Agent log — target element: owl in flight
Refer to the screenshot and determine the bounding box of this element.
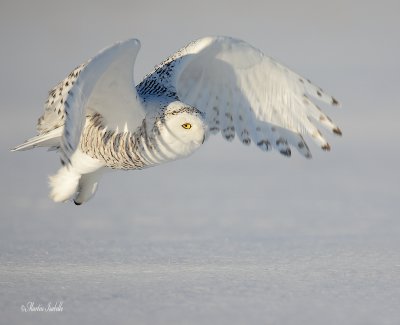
[12,36,342,205]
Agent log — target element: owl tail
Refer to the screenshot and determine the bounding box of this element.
[11,128,62,152]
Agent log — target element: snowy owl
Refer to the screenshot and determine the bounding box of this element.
[12,36,342,205]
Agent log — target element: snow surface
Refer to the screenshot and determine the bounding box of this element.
[1,1,400,324]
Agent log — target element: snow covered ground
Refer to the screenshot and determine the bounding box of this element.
[1,1,400,324]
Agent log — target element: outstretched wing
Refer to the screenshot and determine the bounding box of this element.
[39,39,146,164]
[139,36,342,158]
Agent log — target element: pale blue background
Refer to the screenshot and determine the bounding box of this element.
[1,0,399,324]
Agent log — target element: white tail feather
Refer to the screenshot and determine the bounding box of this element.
[11,128,62,152]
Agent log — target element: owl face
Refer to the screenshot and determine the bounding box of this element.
[158,101,206,159]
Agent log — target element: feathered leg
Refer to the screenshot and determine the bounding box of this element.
[73,168,105,205]
[49,150,104,203]
[49,166,81,202]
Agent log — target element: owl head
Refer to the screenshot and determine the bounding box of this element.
[154,101,206,159]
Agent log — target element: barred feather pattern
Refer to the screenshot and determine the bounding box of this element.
[79,113,167,170]
[38,64,86,135]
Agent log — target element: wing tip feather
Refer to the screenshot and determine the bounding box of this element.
[331,97,340,106]
[279,148,292,157]
[332,127,342,136]
[321,143,331,151]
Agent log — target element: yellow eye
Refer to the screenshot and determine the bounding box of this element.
[181,123,192,129]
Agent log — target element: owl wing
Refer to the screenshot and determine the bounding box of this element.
[140,36,342,158]
[40,39,146,164]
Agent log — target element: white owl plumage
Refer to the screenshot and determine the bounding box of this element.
[12,36,342,205]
